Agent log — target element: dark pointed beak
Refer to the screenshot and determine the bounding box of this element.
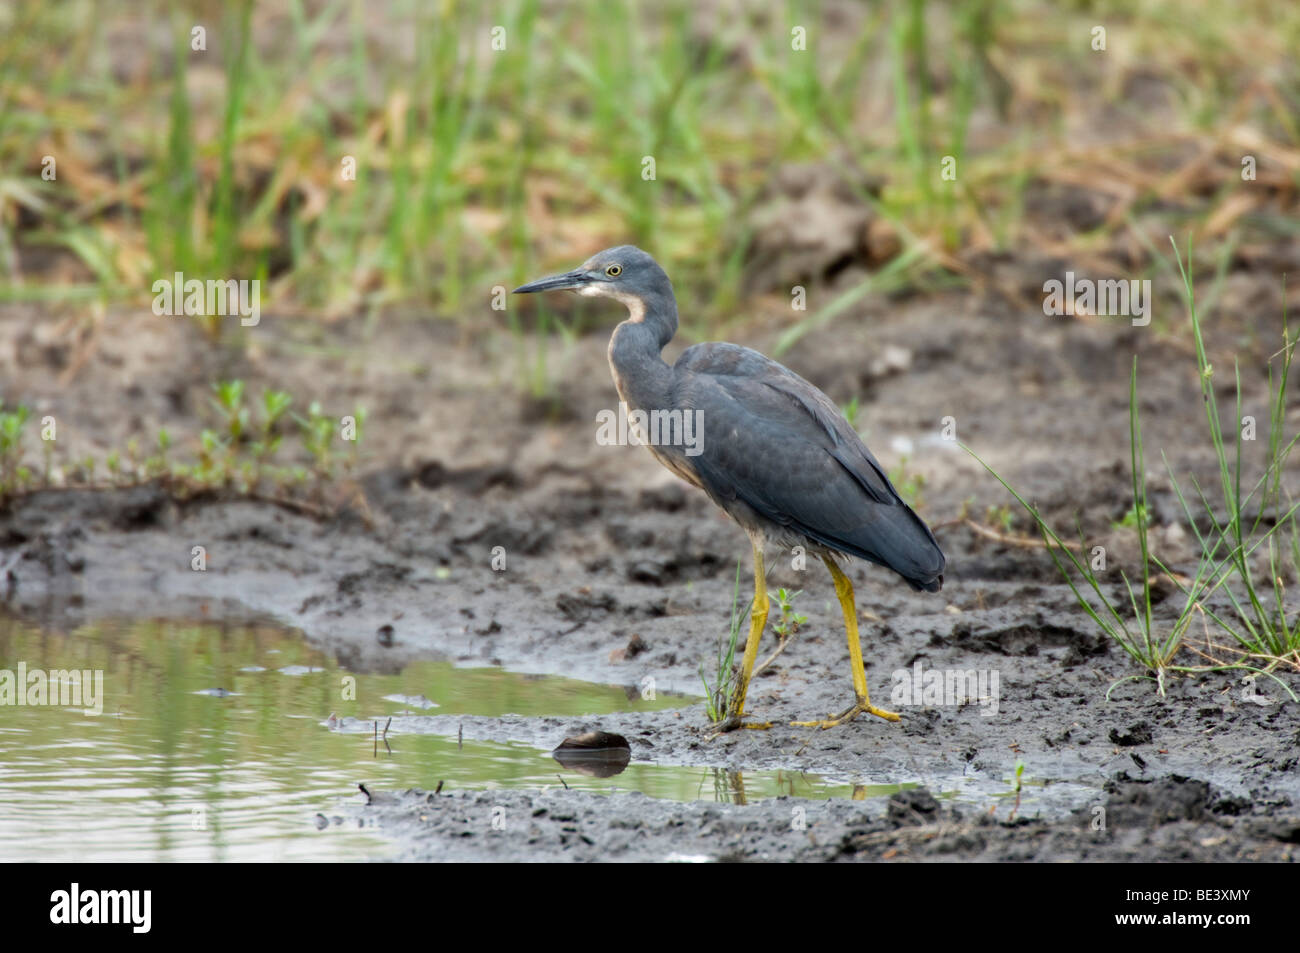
[512,269,592,294]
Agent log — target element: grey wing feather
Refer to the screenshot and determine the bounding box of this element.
[673,343,945,591]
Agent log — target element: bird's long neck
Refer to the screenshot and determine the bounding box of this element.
[607,286,677,412]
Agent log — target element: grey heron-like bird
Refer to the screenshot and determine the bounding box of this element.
[514,246,944,729]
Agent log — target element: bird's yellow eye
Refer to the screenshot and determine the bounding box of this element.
[606,264,622,277]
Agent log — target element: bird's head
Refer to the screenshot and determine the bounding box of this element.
[512,246,670,322]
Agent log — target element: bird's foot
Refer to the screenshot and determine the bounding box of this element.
[709,713,774,736]
[791,696,900,729]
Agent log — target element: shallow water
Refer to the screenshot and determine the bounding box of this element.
[1,614,934,861]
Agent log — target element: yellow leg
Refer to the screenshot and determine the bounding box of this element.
[792,556,900,729]
[726,537,771,726]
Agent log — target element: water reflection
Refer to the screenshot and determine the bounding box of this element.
[0,613,1062,862]
[552,731,633,777]
[0,614,686,861]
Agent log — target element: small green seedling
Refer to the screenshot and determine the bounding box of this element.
[1009,760,1025,821]
[889,455,926,509]
[841,396,861,429]
[772,588,807,639]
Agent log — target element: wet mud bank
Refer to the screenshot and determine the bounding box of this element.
[350,778,1300,862]
[1,294,1297,861]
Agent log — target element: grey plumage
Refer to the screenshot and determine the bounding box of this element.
[670,341,944,591]
[516,244,944,592]
[515,244,945,728]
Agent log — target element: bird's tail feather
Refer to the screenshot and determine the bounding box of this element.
[810,502,945,592]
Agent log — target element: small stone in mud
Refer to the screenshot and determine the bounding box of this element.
[376,624,395,647]
[553,731,630,752]
[628,560,664,585]
[553,732,632,778]
[1109,722,1153,747]
[609,633,648,662]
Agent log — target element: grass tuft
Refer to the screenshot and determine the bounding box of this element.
[700,559,751,723]
[964,237,1299,695]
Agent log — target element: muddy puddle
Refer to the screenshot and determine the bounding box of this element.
[0,614,685,860]
[1,612,1113,861]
